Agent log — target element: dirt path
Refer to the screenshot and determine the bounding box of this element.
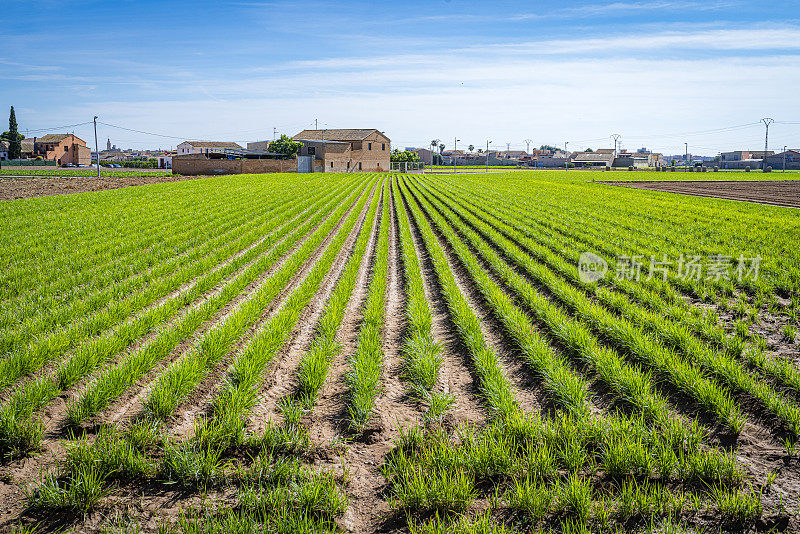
[603,180,800,209]
[0,174,203,201]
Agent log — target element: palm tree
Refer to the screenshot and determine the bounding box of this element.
[439,143,445,154]
[430,139,439,153]
[468,144,475,153]
[477,148,483,154]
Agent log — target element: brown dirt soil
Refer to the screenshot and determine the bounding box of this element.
[0,174,203,201]
[603,180,800,208]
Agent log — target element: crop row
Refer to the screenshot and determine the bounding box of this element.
[139,177,378,422]
[346,185,391,430]
[421,176,800,436]
[0,186,326,358]
[0,178,370,458]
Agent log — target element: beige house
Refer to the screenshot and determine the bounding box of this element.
[292,129,390,172]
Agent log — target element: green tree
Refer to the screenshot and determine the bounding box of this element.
[438,143,445,154]
[585,148,594,153]
[268,134,302,158]
[539,144,559,152]
[390,149,421,163]
[6,107,22,159]
[468,144,475,153]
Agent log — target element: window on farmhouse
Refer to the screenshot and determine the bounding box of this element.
[382,143,385,150]
[368,143,372,150]
[308,147,316,156]
[358,162,362,170]
[64,146,69,152]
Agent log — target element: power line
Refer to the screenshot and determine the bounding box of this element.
[97,121,187,140]
[24,121,94,134]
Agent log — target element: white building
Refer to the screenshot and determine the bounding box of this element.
[177,141,243,156]
[0,141,8,160]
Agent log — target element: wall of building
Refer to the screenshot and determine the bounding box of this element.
[173,154,297,175]
[41,135,90,165]
[247,141,271,151]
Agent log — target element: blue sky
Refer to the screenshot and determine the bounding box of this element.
[1,0,798,154]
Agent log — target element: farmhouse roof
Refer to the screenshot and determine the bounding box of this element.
[21,139,34,153]
[571,152,615,163]
[292,129,387,142]
[181,141,243,149]
[37,134,77,143]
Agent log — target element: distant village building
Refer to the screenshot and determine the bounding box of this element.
[497,150,527,160]
[410,148,434,165]
[292,129,390,172]
[177,141,243,156]
[246,141,271,152]
[720,150,774,162]
[569,150,615,168]
[0,141,8,160]
[614,151,662,168]
[763,149,799,170]
[157,151,176,169]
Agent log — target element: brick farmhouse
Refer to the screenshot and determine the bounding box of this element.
[292,129,390,172]
[24,134,91,165]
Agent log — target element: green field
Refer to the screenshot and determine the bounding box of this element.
[0,171,798,533]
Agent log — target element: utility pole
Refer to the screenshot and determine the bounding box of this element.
[506,142,510,152]
[315,119,318,130]
[611,134,621,164]
[685,142,688,172]
[454,137,460,174]
[761,118,774,172]
[524,138,532,154]
[486,140,491,173]
[93,116,100,179]
[273,127,277,141]
[564,142,569,171]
